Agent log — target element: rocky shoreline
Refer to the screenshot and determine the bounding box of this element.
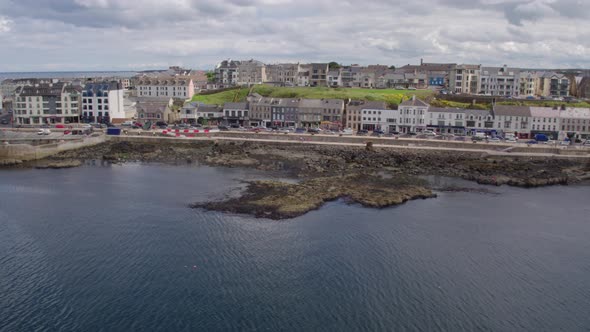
[2,140,589,219]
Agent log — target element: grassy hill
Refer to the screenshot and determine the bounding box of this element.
[192,86,435,107]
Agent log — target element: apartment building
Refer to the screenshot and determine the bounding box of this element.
[519,71,537,97]
[360,108,400,132]
[530,107,559,138]
[450,64,480,94]
[559,108,590,139]
[13,83,81,125]
[222,102,250,126]
[265,63,299,86]
[136,76,194,99]
[81,81,125,123]
[236,59,266,86]
[536,72,570,97]
[492,105,531,137]
[479,66,521,96]
[426,108,467,134]
[215,60,240,87]
[309,63,329,87]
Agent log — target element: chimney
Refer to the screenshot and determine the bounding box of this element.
[420,58,423,66]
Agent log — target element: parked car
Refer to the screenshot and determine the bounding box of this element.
[341,128,354,135]
[37,129,51,135]
[295,128,307,134]
[308,128,321,134]
[356,129,369,136]
[371,130,385,136]
[218,125,230,131]
[1,119,9,125]
[489,137,501,142]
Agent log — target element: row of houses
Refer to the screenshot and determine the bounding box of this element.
[170,95,590,140]
[357,99,590,140]
[213,59,576,98]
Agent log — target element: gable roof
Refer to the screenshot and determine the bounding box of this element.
[493,105,531,117]
[399,97,429,107]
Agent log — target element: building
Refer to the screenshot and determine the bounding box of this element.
[559,108,590,139]
[536,72,570,97]
[136,97,174,124]
[426,108,467,135]
[265,63,299,86]
[269,98,300,127]
[136,76,194,99]
[81,81,125,123]
[530,107,560,139]
[309,63,329,87]
[492,105,531,138]
[450,64,480,94]
[327,70,342,87]
[249,96,273,127]
[13,83,81,125]
[346,100,388,131]
[215,60,240,87]
[464,109,495,134]
[360,108,399,132]
[236,59,266,86]
[222,102,250,126]
[299,99,345,128]
[479,65,521,96]
[519,71,537,97]
[397,96,429,133]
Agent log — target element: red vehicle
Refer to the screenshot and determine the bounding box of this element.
[55,124,65,129]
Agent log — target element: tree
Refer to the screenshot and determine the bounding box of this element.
[328,62,341,69]
[388,65,396,70]
[206,72,216,83]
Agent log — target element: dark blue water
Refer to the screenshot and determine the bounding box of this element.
[1,165,590,331]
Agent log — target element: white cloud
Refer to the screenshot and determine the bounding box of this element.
[0,0,588,71]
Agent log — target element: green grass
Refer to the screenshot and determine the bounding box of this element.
[429,99,489,110]
[191,88,250,105]
[496,100,590,108]
[192,86,435,107]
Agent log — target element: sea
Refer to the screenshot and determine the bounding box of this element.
[0,71,137,81]
[1,164,589,331]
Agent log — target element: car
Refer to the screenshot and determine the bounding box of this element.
[308,128,321,134]
[37,129,51,135]
[341,128,354,135]
[278,128,291,134]
[371,130,385,136]
[560,141,570,146]
[505,137,517,143]
[526,140,538,144]
[423,130,437,137]
[155,121,168,127]
[295,128,307,134]
[583,140,590,146]
[0,119,8,125]
[407,86,417,90]
[489,137,501,142]
[218,125,230,131]
[356,129,369,136]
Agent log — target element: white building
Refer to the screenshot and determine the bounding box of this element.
[479,65,521,96]
[426,108,467,134]
[559,108,590,139]
[13,83,81,125]
[136,76,194,99]
[397,96,429,133]
[81,81,125,123]
[530,107,560,137]
[360,108,400,132]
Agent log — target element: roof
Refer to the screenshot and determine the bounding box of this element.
[347,100,388,111]
[399,97,429,107]
[298,98,344,108]
[223,102,248,109]
[428,107,467,113]
[560,108,590,119]
[463,109,492,117]
[136,101,171,113]
[137,76,192,86]
[83,81,121,93]
[16,83,66,97]
[493,105,531,117]
[529,107,560,118]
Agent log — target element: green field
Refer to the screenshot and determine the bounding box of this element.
[192,86,435,107]
[191,88,250,105]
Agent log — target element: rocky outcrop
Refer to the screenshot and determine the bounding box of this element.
[34,160,82,169]
[191,174,436,220]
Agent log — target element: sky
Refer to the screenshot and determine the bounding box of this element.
[0,0,588,72]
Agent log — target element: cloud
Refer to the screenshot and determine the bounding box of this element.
[0,0,588,71]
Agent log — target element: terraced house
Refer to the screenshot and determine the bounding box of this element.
[81,81,125,124]
[13,83,81,125]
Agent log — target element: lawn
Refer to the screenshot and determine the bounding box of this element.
[191,88,250,105]
[192,86,435,107]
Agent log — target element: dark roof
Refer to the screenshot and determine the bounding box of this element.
[399,97,429,107]
[346,100,388,111]
[16,83,66,97]
[493,105,531,117]
[83,81,122,94]
[428,107,467,113]
[223,102,248,109]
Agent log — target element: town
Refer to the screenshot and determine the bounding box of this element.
[1,60,590,143]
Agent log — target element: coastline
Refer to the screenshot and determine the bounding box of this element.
[3,139,588,219]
